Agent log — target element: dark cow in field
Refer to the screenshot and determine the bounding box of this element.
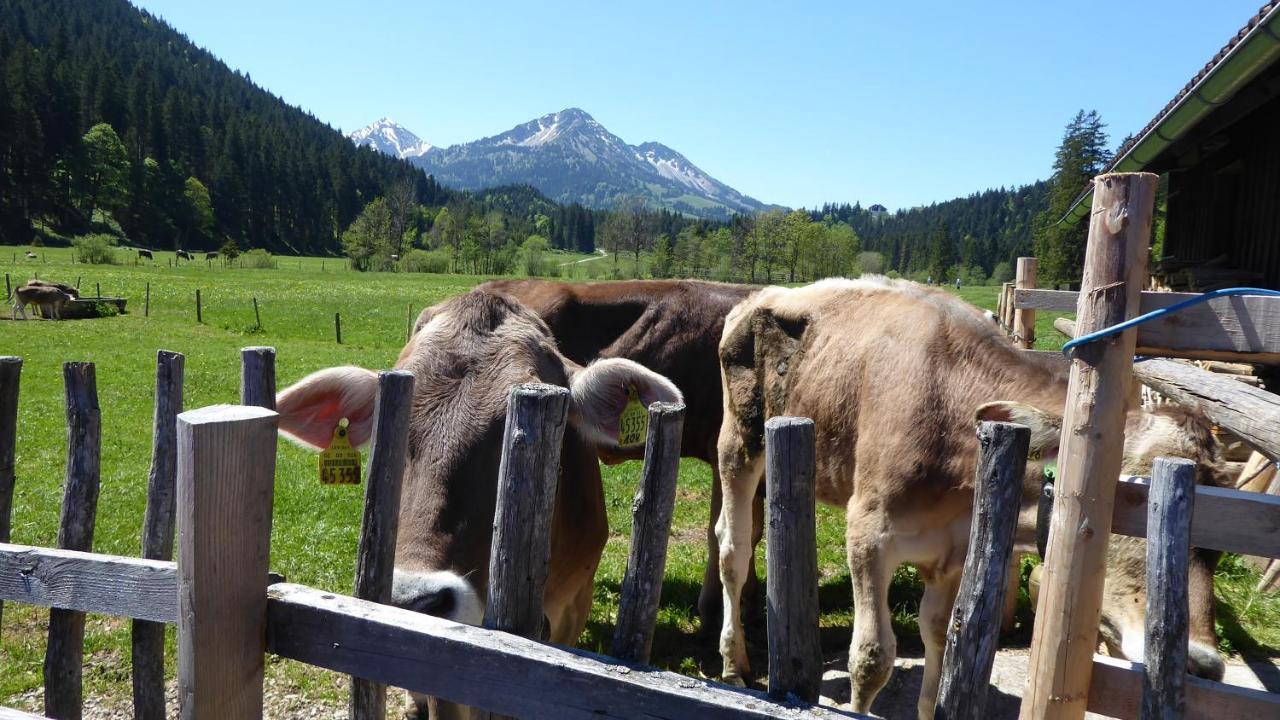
[137,248,153,260]
[473,278,761,626]
[277,288,682,718]
[205,251,218,260]
[176,249,193,261]
[712,277,1227,718]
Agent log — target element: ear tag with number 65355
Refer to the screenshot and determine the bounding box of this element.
[617,385,649,448]
[319,418,362,485]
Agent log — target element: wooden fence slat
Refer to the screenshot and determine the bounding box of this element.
[762,417,821,703]
[484,383,570,639]
[350,370,414,720]
[1132,357,1280,464]
[239,346,276,410]
[1023,171,1158,720]
[45,362,102,720]
[611,401,685,664]
[935,421,1030,720]
[0,544,176,621]
[131,350,185,720]
[176,405,278,720]
[1013,257,1037,349]
[1143,458,1195,720]
[1088,655,1280,720]
[1111,477,1280,559]
[266,583,870,720]
[0,356,20,634]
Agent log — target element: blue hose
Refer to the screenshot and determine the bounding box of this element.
[1061,287,1280,358]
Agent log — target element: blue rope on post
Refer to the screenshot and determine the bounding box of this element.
[1061,287,1280,359]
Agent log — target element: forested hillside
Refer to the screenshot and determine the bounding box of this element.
[0,0,451,254]
[814,182,1050,282]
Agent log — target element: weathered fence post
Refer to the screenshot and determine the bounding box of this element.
[195,289,202,324]
[335,312,342,344]
[94,282,100,299]
[1001,282,1014,330]
[130,351,185,720]
[764,416,821,703]
[252,296,262,331]
[4,273,10,302]
[1142,457,1196,720]
[935,421,1030,720]
[144,282,150,317]
[44,362,102,720]
[240,346,277,410]
[1023,172,1158,720]
[611,401,686,664]
[1014,257,1038,349]
[0,357,20,632]
[485,383,571,638]
[176,404,278,720]
[350,370,415,720]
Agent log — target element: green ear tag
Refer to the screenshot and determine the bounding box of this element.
[1043,461,1057,482]
[617,385,648,448]
[319,418,362,485]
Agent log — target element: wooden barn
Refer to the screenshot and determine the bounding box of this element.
[1062,2,1280,291]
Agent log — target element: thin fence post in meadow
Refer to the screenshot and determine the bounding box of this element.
[485,384,571,639]
[252,297,262,331]
[0,357,22,632]
[94,282,100,299]
[195,289,202,324]
[335,312,342,344]
[131,351,185,720]
[4,273,9,302]
[763,416,821,703]
[240,346,277,410]
[405,302,413,343]
[1142,457,1195,720]
[176,404,278,720]
[349,370,415,720]
[75,277,81,290]
[935,421,1029,720]
[144,282,150,317]
[611,401,685,664]
[44,362,102,720]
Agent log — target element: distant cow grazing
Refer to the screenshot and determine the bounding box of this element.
[277,288,681,718]
[176,249,193,261]
[475,278,762,626]
[137,248,153,260]
[713,277,1227,718]
[12,283,74,320]
[25,251,36,259]
[205,251,218,260]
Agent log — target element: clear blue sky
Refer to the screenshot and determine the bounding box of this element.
[133,0,1264,211]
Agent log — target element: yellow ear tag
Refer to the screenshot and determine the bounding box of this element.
[319,418,362,485]
[617,385,649,448]
[1028,447,1042,461]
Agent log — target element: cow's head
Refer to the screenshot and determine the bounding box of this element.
[276,290,681,629]
[976,401,1228,681]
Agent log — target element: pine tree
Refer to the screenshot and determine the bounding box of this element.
[1034,110,1110,288]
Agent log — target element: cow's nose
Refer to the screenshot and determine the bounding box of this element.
[410,587,457,618]
[1188,642,1226,681]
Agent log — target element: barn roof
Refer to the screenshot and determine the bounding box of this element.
[1060,3,1280,225]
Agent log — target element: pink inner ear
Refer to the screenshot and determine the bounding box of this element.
[976,405,1014,423]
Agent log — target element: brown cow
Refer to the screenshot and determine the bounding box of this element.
[713,277,1227,718]
[473,278,761,627]
[24,278,80,298]
[12,283,74,320]
[276,288,681,718]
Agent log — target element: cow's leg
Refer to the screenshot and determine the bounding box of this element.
[916,570,962,720]
[715,438,764,685]
[1001,551,1022,635]
[847,505,897,714]
[701,460,764,631]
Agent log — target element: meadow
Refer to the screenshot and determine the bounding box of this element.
[1,246,1276,714]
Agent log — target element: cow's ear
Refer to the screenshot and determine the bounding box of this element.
[276,366,379,449]
[975,401,1062,460]
[566,358,683,448]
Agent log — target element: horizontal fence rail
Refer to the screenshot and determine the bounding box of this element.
[1088,655,1280,719]
[1111,476,1280,559]
[266,583,865,720]
[0,544,176,622]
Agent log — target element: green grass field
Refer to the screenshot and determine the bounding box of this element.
[1,246,1276,712]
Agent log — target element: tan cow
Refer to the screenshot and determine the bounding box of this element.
[713,277,1227,718]
[12,283,74,320]
[276,288,681,718]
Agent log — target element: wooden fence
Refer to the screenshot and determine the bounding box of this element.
[0,349,862,719]
[992,173,1280,720]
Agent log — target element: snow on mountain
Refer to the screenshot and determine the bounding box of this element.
[347,118,433,159]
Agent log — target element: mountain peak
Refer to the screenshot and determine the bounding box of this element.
[348,118,433,159]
